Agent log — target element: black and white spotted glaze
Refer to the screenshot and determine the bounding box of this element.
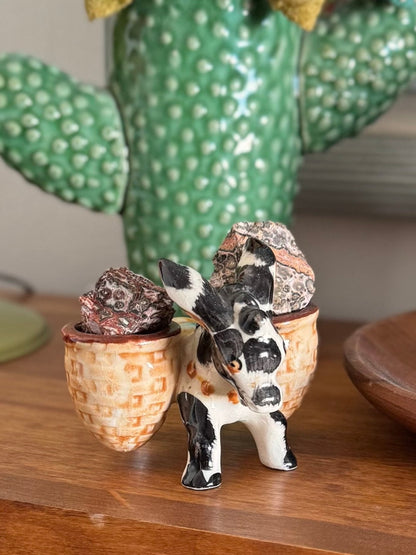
[159,238,296,490]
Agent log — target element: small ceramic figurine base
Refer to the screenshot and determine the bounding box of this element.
[62,321,180,452]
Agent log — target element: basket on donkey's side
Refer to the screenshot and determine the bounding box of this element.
[62,320,181,452]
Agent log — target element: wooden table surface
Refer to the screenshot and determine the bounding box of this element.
[1,295,416,554]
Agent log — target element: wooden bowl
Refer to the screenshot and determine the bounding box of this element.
[344,311,416,434]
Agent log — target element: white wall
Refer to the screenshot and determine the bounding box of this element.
[292,214,416,322]
[0,0,127,297]
[2,1,416,322]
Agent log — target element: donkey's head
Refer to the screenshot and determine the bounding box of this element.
[159,238,287,414]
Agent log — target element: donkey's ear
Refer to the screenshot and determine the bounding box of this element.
[236,238,276,313]
[159,259,233,332]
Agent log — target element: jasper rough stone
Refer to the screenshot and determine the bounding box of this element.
[80,267,174,335]
[210,221,315,315]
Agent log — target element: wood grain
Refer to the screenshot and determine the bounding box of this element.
[1,295,416,554]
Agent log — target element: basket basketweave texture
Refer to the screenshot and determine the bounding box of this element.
[273,305,319,418]
[62,322,181,452]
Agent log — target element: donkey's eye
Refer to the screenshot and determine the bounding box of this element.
[214,328,244,363]
[239,306,266,335]
[227,359,242,374]
[233,292,258,307]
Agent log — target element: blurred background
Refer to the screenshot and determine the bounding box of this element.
[2,0,416,321]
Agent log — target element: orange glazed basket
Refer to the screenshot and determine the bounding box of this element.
[62,322,181,452]
[273,305,319,418]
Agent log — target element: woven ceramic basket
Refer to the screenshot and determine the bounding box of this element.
[62,322,181,452]
[273,304,319,418]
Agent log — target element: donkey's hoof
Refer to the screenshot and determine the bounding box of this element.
[283,449,297,471]
[182,466,222,490]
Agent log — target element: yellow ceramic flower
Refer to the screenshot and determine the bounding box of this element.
[85,0,326,30]
[269,0,326,31]
[85,0,133,20]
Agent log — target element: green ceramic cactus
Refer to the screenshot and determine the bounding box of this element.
[0,0,415,281]
[0,55,128,212]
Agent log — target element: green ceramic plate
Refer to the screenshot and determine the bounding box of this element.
[0,300,50,363]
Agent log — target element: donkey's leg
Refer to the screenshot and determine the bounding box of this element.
[245,411,297,471]
[177,392,222,490]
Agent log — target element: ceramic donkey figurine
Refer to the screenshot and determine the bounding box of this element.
[159,238,296,490]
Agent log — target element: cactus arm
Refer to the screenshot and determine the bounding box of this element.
[0,53,129,212]
[299,1,416,154]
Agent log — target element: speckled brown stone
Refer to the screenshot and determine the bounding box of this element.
[80,267,174,335]
[210,221,315,315]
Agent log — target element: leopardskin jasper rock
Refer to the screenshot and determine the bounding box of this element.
[79,267,174,335]
[210,221,315,315]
